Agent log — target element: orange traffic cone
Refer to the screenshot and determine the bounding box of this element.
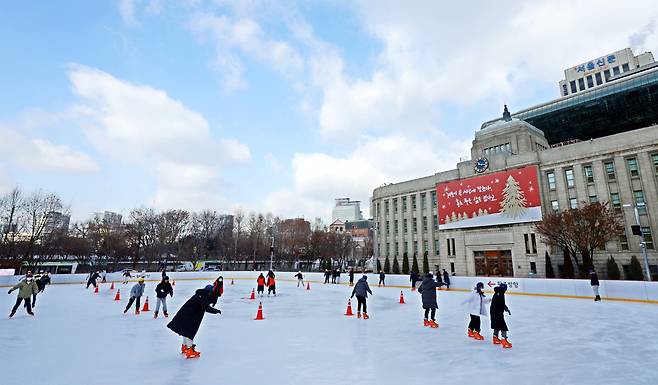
[231,279,234,285]
[399,291,405,304]
[344,299,354,316]
[94,286,99,294]
[306,282,311,291]
[114,289,121,301]
[254,302,264,320]
[142,297,150,312]
[250,288,255,300]
[110,281,115,290]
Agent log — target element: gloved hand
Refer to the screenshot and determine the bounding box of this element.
[217,309,222,314]
[350,295,353,299]
[7,290,11,294]
[507,310,512,315]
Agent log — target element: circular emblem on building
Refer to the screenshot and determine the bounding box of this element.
[474,157,489,173]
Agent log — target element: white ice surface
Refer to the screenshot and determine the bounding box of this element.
[2,278,658,385]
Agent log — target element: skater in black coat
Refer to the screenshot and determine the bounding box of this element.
[324,269,331,284]
[154,276,174,318]
[86,271,101,289]
[442,269,450,289]
[418,273,441,327]
[378,271,385,287]
[348,268,355,286]
[490,283,512,348]
[167,285,221,358]
[410,270,419,290]
[590,271,601,301]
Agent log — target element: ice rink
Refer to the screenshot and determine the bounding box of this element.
[2,276,658,385]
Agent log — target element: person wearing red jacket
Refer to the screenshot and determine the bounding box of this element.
[266,274,276,296]
[256,273,266,297]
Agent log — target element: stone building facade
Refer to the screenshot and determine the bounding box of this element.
[371,114,658,279]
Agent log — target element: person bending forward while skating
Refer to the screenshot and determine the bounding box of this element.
[167,285,221,358]
[351,275,372,319]
[462,282,491,340]
[124,278,145,314]
[490,283,512,348]
[8,272,39,317]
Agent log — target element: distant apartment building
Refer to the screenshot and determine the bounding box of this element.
[43,211,70,235]
[94,211,123,229]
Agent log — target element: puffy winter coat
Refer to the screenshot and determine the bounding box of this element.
[294,273,303,279]
[590,273,599,286]
[417,276,439,309]
[410,271,418,283]
[257,276,266,286]
[266,277,276,287]
[130,282,145,298]
[443,271,450,285]
[490,286,509,331]
[87,272,100,284]
[167,288,220,339]
[9,279,40,299]
[462,289,491,317]
[155,281,173,298]
[351,277,372,298]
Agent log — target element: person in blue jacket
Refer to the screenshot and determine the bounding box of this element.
[124,277,145,314]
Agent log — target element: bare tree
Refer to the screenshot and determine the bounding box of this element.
[233,208,245,261]
[21,190,67,265]
[0,187,25,259]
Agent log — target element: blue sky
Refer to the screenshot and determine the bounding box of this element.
[1,0,657,223]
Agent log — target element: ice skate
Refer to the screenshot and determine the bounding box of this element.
[423,319,430,327]
[429,320,439,328]
[9,311,15,318]
[164,311,169,318]
[153,311,158,319]
[501,339,513,349]
[357,312,361,318]
[363,313,369,319]
[493,336,502,344]
[181,344,188,354]
[468,329,474,338]
[185,345,201,359]
[473,331,484,340]
[123,308,128,314]
[27,310,35,316]
[135,309,140,315]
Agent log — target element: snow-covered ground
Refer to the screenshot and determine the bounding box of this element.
[2,277,657,385]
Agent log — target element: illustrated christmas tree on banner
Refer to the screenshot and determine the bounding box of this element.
[500,175,527,218]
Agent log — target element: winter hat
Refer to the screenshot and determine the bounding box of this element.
[426,273,433,278]
[163,276,169,281]
[218,276,223,282]
[476,282,484,290]
[204,285,213,293]
[362,275,368,280]
[499,283,508,292]
[138,277,145,283]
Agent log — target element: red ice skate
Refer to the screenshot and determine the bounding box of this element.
[468,329,474,338]
[493,336,502,345]
[185,345,201,359]
[181,344,187,354]
[423,319,430,327]
[428,320,439,328]
[501,339,513,349]
[472,331,484,340]
[357,312,361,319]
[362,313,369,319]
[135,309,140,315]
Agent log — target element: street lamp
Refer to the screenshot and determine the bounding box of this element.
[622,203,652,281]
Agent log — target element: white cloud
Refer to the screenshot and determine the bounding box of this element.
[264,134,471,220]
[118,0,137,25]
[190,12,305,91]
[0,127,99,174]
[67,64,251,211]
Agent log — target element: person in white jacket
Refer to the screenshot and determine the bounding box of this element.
[462,282,491,340]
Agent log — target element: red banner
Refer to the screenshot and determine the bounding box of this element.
[437,165,542,229]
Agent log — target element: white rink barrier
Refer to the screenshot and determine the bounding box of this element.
[1,271,656,304]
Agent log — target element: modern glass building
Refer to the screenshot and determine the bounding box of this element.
[481,63,658,145]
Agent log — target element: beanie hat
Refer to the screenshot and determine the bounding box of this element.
[205,284,213,293]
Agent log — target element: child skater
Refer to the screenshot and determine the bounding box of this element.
[351,275,373,319]
[490,283,512,348]
[167,285,221,358]
[462,282,491,340]
[256,273,266,297]
[418,272,441,328]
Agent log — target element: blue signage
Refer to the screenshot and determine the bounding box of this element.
[575,54,616,72]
